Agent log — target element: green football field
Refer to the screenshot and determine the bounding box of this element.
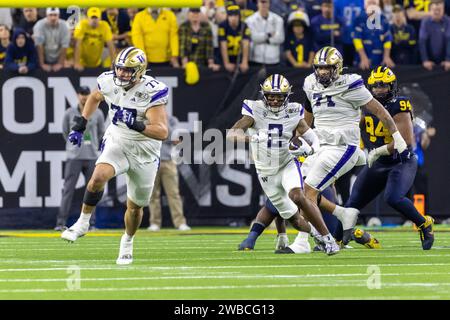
[0,226,449,300]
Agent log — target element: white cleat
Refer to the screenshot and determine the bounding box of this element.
[275,232,310,254]
[147,224,160,232]
[178,223,191,231]
[322,234,340,256]
[116,234,134,265]
[275,233,289,250]
[61,221,89,242]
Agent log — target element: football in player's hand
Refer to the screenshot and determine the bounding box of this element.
[289,136,303,150]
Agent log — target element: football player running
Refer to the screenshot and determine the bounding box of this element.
[228,74,340,255]
[299,46,409,242]
[61,47,169,265]
[329,66,434,249]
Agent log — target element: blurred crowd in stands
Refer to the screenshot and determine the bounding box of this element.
[0,0,449,75]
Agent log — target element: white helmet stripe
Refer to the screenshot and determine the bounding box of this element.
[119,46,135,63]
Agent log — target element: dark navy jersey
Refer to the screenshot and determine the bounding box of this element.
[362,96,413,161]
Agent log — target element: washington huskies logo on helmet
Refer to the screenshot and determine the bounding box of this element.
[313,46,343,87]
[113,47,147,87]
[368,66,398,105]
[260,74,292,113]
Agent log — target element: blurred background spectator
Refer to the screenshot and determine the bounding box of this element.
[284,10,314,67]
[218,4,250,73]
[391,4,418,65]
[131,8,180,67]
[302,0,323,19]
[15,8,40,36]
[353,0,395,70]
[380,0,395,24]
[405,0,432,35]
[270,0,305,21]
[148,115,191,232]
[311,0,343,53]
[334,0,364,67]
[234,0,258,21]
[0,25,10,70]
[4,28,37,74]
[419,0,450,71]
[0,8,13,30]
[179,8,220,71]
[33,8,70,72]
[73,7,115,71]
[246,0,285,66]
[102,8,131,50]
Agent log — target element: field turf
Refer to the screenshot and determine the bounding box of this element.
[0,226,449,300]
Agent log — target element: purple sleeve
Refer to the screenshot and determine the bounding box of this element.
[419,19,430,62]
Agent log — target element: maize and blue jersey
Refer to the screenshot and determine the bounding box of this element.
[310,14,344,53]
[334,0,364,45]
[391,23,418,64]
[218,20,251,64]
[353,12,393,67]
[403,0,430,33]
[361,96,414,164]
[283,33,314,66]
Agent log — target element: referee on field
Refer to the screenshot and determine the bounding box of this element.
[55,86,105,231]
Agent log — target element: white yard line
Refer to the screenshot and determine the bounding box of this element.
[0,282,449,294]
[1,262,450,272]
[1,272,450,283]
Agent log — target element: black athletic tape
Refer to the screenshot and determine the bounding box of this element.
[83,189,104,206]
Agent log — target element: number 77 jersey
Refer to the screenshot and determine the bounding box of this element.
[242,99,305,176]
[303,73,373,146]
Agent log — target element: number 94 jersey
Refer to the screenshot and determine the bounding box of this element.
[242,99,304,176]
[97,71,169,142]
[362,96,413,158]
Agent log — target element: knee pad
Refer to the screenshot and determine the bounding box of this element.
[83,189,104,206]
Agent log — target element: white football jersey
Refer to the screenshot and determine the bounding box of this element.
[303,73,373,146]
[97,71,169,151]
[242,99,304,176]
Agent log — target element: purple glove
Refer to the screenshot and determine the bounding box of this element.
[68,116,87,147]
[68,130,83,147]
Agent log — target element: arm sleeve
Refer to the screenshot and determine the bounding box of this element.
[147,85,169,108]
[60,23,71,48]
[62,111,70,140]
[418,20,430,61]
[205,25,214,61]
[27,46,38,71]
[446,22,450,61]
[32,21,44,46]
[269,16,285,45]
[248,18,268,43]
[4,48,19,71]
[103,23,113,42]
[178,24,187,58]
[241,100,254,118]
[170,13,179,57]
[343,75,373,108]
[131,14,145,51]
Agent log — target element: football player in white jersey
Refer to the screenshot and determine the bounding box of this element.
[299,46,408,240]
[228,74,340,255]
[61,47,169,265]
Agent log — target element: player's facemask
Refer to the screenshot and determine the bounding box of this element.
[260,74,292,113]
[367,66,398,105]
[113,47,147,88]
[313,65,337,87]
[313,46,344,87]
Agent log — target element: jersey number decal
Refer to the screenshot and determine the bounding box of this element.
[399,100,412,111]
[365,116,393,144]
[268,124,283,148]
[313,93,335,107]
[145,79,159,89]
[296,45,304,64]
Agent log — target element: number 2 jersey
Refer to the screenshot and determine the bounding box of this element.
[303,73,373,146]
[362,96,414,163]
[97,71,169,157]
[242,100,304,176]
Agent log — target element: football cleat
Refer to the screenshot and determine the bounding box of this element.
[275,234,289,250]
[322,234,340,255]
[61,221,89,242]
[275,232,311,254]
[333,207,359,244]
[275,247,296,254]
[238,238,256,251]
[352,228,381,249]
[116,234,134,265]
[418,215,434,250]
